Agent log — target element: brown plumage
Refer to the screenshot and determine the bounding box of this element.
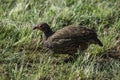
[33,22,103,55]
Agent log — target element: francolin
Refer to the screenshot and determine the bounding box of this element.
[33,22,103,55]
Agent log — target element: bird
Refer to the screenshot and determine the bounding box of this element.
[33,22,103,55]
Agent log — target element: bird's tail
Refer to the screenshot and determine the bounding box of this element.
[94,38,103,46]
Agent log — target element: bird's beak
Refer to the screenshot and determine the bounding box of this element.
[33,26,38,30]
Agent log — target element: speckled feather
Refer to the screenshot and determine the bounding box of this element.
[43,26,97,54]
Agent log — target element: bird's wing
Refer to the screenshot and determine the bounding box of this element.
[48,26,97,42]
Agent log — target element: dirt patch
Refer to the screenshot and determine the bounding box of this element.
[102,38,120,61]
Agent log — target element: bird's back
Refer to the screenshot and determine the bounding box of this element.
[47,25,96,42]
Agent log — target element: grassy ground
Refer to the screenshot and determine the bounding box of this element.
[0,0,120,80]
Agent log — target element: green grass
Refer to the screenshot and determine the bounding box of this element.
[0,0,120,80]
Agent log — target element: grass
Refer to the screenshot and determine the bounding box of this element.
[0,0,120,80]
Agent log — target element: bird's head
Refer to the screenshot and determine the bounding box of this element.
[33,22,54,38]
[33,22,51,32]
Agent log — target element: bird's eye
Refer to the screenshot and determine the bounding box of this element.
[40,25,43,28]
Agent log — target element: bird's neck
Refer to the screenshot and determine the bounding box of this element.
[44,29,54,39]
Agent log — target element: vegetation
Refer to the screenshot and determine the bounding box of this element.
[0,0,120,80]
